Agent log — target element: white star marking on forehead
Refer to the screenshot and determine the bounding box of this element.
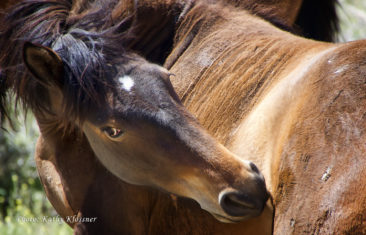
[119,75,135,92]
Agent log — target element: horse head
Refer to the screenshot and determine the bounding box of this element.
[22,41,268,222]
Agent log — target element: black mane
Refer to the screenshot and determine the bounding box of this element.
[0,0,135,127]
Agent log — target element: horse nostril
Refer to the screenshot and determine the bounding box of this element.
[249,162,260,174]
[219,191,262,217]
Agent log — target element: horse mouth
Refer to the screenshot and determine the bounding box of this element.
[211,212,252,223]
[211,197,267,223]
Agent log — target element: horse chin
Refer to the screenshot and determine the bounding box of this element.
[208,197,267,223]
[211,213,249,223]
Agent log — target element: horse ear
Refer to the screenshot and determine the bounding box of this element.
[23,42,64,88]
[159,68,181,104]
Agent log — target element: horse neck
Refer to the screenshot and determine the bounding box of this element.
[0,0,20,10]
[224,0,303,27]
[165,2,329,143]
[116,0,308,67]
[113,0,192,64]
[164,2,337,198]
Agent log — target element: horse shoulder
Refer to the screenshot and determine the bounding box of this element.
[272,40,366,234]
[226,42,335,189]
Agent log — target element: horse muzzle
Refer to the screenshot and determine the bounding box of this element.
[217,165,269,222]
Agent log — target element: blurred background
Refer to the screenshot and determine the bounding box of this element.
[0,101,72,234]
[0,1,365,234]
[338,0,366,41]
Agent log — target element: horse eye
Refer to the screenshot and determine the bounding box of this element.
[102,127,124,139]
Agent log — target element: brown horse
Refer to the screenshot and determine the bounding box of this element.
[3,0,364,235]
[163,2,366,235]
[0,0,272,234]
[220,0,339,42]
[93,0,365,234]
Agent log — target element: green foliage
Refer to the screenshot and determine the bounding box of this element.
[0,215,72,235]
[0,113,40,219]
[0,107,72,234]
[338,0,366,41]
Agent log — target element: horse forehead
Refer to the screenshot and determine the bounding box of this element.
[119,75,135,92]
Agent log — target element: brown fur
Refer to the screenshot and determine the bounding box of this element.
[167,2,366,234]
[223,0,303,33]
[1,0,355,235]
[221,0,340,42]
[271,41,366,234]
[1,1,272,234]
[0,0,21,13]
[36,127,273,235]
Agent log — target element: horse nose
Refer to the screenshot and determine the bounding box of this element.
[219,171,268,217]
[219,187,268,217]
[249,161,260,174]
